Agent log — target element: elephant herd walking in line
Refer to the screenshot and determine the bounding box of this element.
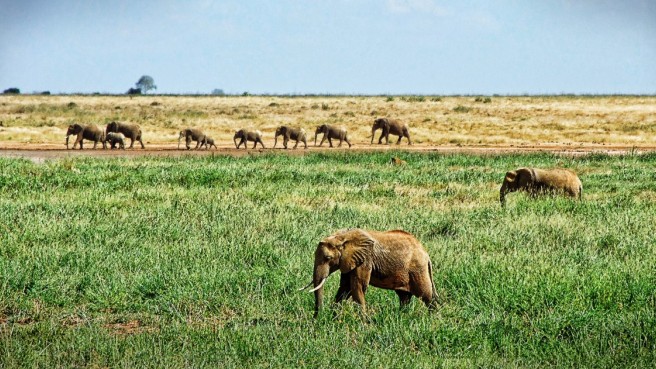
[65,117,413,151]
[64,118,583,318]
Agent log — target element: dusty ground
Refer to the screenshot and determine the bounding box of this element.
[1,142,654,162]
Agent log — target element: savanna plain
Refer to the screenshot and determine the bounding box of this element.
[1,95,656,368]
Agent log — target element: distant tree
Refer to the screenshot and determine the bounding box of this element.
[135,75,157,94]
[40,91,51,95]
[127,87,142,95]
[3,87,20,94]
[211,88,225,96]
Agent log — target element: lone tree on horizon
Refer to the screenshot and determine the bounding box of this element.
[135,75,157,94]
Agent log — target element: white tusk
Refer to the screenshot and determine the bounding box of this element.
[308,278,326,293]
[298,281,313,291]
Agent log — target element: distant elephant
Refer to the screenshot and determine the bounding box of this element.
[234,129,265,149]
[201,137,218,150]
[500,167,582,206]
[314,124,351,148]
[274,126,307,149]
[371,118,412,145]
[65,123,106,149]
[300,228,437,318]
[178,128,207,150]
[104,132,125,150]
[105,121,145,149]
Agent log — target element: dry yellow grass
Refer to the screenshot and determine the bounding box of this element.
[0,94,654,148]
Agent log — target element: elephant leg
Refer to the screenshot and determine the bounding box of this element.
[396,291,413,308]
[334,273,352,303]
[346,138,352,148]
[186,136,192,150]
[138,135,145,149]
[93,141,98,149]
[283,137,289,149]
[78,140,83,150]
[129,138,135,149]
[293,140,298,149]
[349,267,371,312]
[396,135,402,145]
[410,273,435,309]
[328,137,334,148]
[319,135,327,147]
[338,137,343,147]
[252,140,257,149]
[195,140,201,150]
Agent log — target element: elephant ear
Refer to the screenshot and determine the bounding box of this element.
[339,229,374,274]
[516,168,535,187]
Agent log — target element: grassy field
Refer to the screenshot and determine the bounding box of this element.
[1,151,655,368]
[1,95,655,147]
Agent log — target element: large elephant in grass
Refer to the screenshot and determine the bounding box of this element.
[300,228,437,318]
[105,121,145,149]
[178,128,207,150]
[500,167,582,206]
[371,118,412,145]
[234,129,265,149]
[314,124,351,148]
[274,126,307,149]
[66,123,106,149]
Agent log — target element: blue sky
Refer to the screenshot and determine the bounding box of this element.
[1,0,655,94]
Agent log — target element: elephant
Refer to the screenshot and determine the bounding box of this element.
[201,137,218,150]
[104,132,126,150]
[300,228,437,318]
[390,157,407,166]
[105,121,145,149]
[371,118,412,145]
[178,128,207,150]
[500,167,582,206]
[314,124,351,148]
[274,126,307,149]
[65,123,106,149]
[234,129,265,149]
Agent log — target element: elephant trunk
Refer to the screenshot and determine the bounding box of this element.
[178,135,182,149]
[274,133,278,148]
[65,135,70,149]
[233,136,238,149]
[371,127,376,144]
[500,183,508,207]
[314,132,318,146]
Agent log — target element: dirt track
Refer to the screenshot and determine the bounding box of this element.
[1,142,654,162]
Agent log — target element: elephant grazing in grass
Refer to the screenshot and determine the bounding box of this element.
[314,124,351,148]
[300,228,437,318]
[66,123,106,149]
[234,129,265,149]
[105,121,145,149]
[500,167,582,206]
[274,126,307,149]
[178,128,207,150]
[371,118,412,145]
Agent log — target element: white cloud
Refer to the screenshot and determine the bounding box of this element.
[386,0,448,16]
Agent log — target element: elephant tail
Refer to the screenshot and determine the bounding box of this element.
[428,259,438,307]
[579,184,583,201]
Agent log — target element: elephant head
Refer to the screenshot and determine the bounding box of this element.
[500,168,535,206]
[177,130,186,149]
[371,118,389,144]
[314,124,328,146]
[106,121,119,135]
[304,229,374,318]
[274,126,285,148]
[65,124,83,149]
[233,129,245,148]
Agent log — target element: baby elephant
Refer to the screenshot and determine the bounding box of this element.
[202,137,218,150]
[105,132,126,149]
[300,228,437,318]
[500,167,582,206]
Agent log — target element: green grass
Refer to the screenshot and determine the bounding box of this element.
[1,152,655,368]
